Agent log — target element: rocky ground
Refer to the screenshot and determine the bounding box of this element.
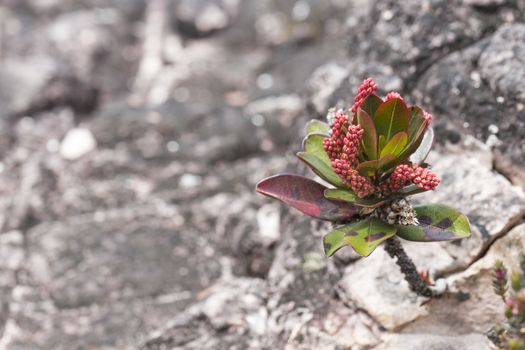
[0,0,524,349]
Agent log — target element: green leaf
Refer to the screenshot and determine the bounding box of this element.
[306,119,330,135]
[296,152,345,188]
[396,204,471,242]
[356,154,397,176]
[323,218,397,257]
[360,93,383,119]
[395,185,429,197]
[374,98,409,141]
[324,189,388,208]
[302,133,330,164]
[379,131,408,158]
[378,134,387,150]
[410,127,434,164]
[357,108,378,160]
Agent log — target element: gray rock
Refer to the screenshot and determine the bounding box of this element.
[338,136,525,332]
[346,0,502,83]
[339,248,429,331]
[375,333,492,350]
[171,0,240,37]
[142,277,270,350]
[414,136,525,271]
[2,0,525,348]
[25,207,214,309]
[0,57,56,117]
[480,23,525,103]
[463,0,507,6]
[306,62,350,115]
[402,223,525,337]
[415,31,525,186]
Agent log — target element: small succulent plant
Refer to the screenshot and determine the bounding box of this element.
[256,78,471,295]
[492,261,525,350]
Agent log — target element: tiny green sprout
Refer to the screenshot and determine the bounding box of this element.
[256,77,471,297]
[491,261,525,350]
[493,260,509,302]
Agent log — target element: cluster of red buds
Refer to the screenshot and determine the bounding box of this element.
[322,78,440,198]
[323,114,376,197]
[257,76,472,272]
[382,164,440,194]
[351,78,378,113]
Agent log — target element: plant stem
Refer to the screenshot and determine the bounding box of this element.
[383,236,432,297]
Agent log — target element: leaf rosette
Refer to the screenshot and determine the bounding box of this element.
[256,78,471,257]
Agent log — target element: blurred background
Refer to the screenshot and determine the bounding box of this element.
[0,0,525,349]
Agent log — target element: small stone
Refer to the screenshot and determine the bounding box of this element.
[256,204,280,246]
[179,174,203,189]
[60,128,96,160]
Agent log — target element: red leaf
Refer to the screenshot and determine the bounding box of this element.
[256,174,358,221]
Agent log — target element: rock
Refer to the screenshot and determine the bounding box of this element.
[402,223,525,337]
[142,277,270,349]
[2,0,525,348]
[413,136,525,270]
[5,294,185,350]
[24,207,205,309]
[143,219,384,350]
[463,0,508,7]
[480,23,525,103]
[60,128,97,160]
[415,30,525,185]
[338,248,429,330]
[256,203,280,246]
[376,333,493,350]
[0,57,56,117]
[317,60,402,116]
[171,0,240,37]
[347,0,509,83]
[337,136,525,333]
[306,62,349,115]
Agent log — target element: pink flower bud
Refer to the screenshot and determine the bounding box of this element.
[385,91,403,101]
[351,78,378,113]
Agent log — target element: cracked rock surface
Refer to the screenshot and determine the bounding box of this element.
[0,0,525,349]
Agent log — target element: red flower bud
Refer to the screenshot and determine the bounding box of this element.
[351,78,378,113]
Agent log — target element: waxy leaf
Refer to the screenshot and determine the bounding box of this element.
[374,98,409,141]
[380,131,408,158]
[306,119,330,135]
[324,189,388,208]
[297,152,345,188]
[357,108,378,160]
[403,106,427,158]
[378,134,387,150]
[359,93,383,119]
[323,217,397,257]
[256,174,358,221]
[410,127,434,164]
[396,204,471,242]
[396,184,429,197]
[302,133,330,164]
[357,154,397,176]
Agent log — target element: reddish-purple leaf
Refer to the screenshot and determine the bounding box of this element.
[256,174,358,221]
